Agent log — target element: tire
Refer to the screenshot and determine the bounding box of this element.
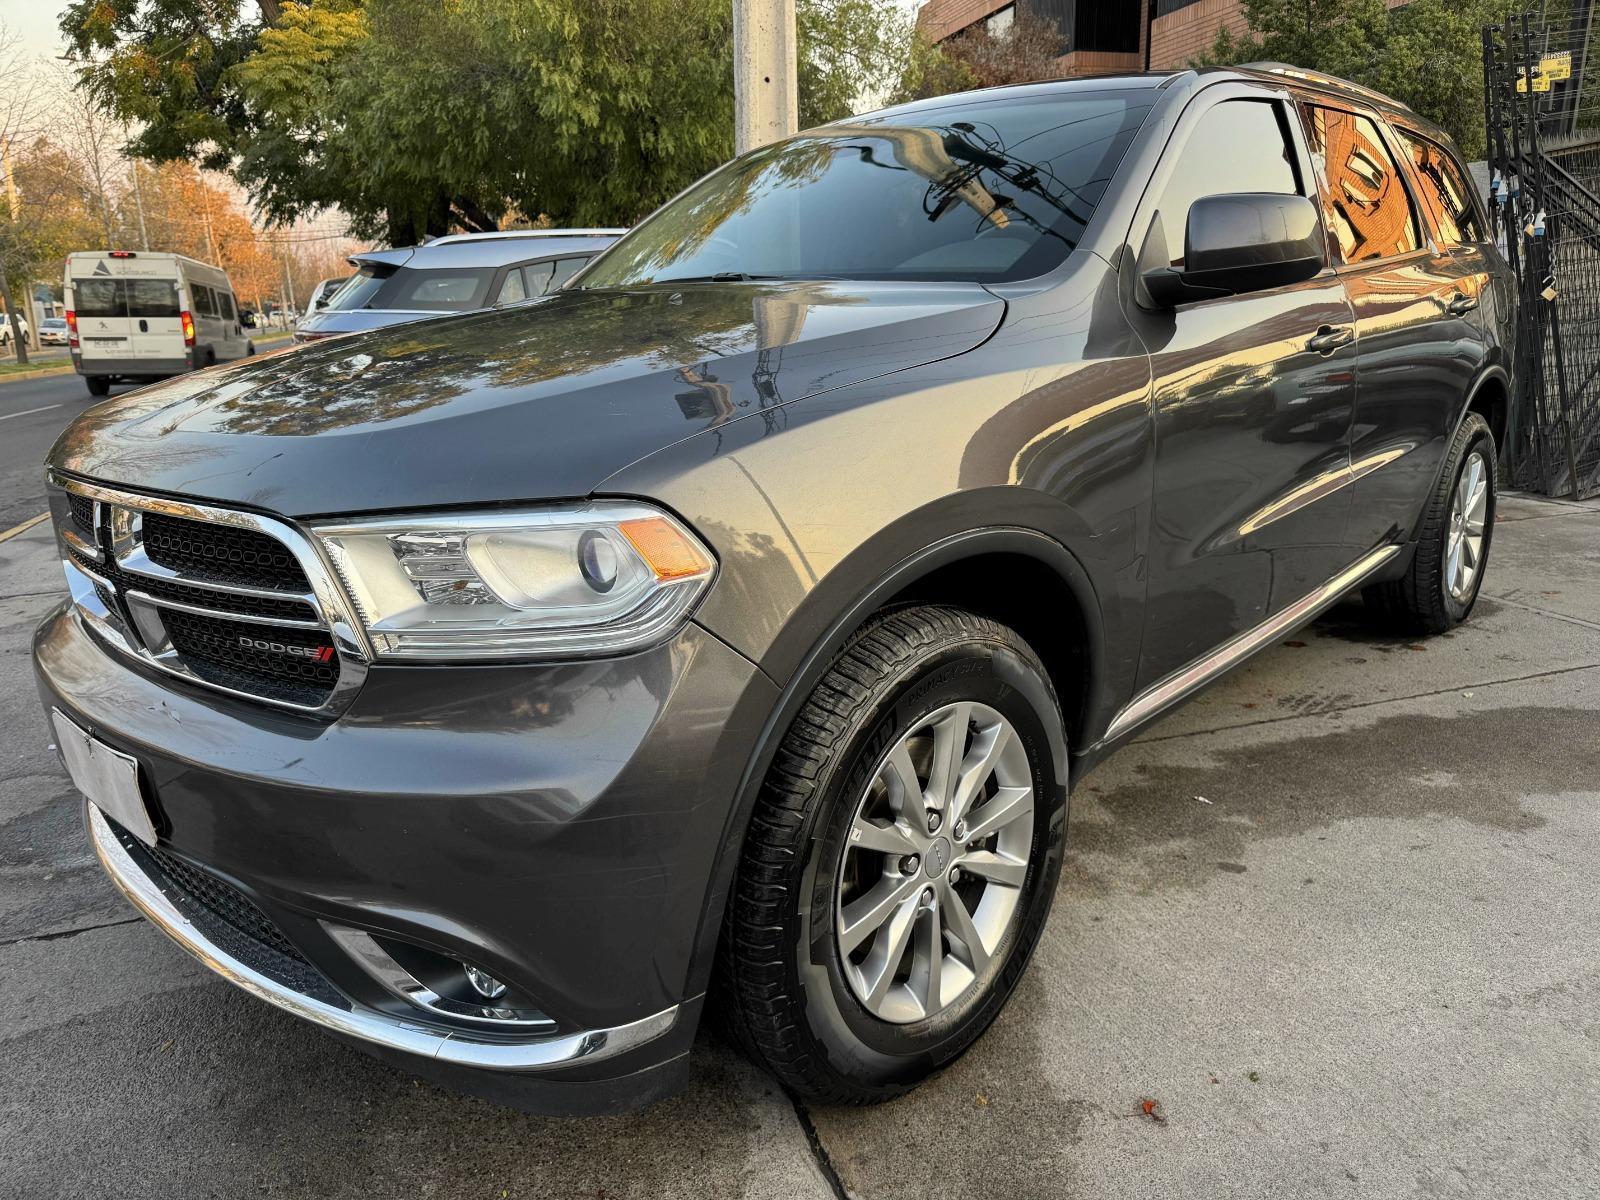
[85,376,110,397]
[1364,411,1496,634]
[719,605,1068,1104]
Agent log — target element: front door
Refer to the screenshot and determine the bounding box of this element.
[1123,88,1358,692]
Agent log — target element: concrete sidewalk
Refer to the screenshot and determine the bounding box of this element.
[1,493,1596,1199]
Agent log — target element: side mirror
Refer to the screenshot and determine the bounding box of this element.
[1143,193,1324,309]
[240,312,257,329]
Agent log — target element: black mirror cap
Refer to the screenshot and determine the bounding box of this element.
[1143,193,1324,308]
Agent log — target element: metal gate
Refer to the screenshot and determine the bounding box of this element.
[1484,5,1600,498]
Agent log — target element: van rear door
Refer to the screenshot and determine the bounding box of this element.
[70,276,134,367]
[126,277,185,362]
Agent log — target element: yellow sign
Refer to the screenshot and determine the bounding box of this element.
[1517,69,1552,93]
[1543,51,1572,81]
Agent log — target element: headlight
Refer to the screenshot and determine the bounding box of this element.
[313,503,715,661]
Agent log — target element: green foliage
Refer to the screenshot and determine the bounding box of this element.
[1199,0,1504,159]
[63,0,912,245]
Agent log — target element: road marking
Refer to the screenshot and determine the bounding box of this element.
[0,403,60,422]
[0,512,49,543]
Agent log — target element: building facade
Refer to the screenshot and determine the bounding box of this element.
[916,0,1408,77]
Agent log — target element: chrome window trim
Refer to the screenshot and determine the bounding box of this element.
[47,469,370,715]
[87,803,679,1072]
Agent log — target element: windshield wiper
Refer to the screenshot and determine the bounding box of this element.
[645,272,787,285]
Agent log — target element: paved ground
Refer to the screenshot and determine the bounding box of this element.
[1,396,1596,1197]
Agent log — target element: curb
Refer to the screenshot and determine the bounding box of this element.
[0,364,75,386]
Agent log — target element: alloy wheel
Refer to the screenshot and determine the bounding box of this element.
[1447,449,1489,602]
[835,701,1034,1024]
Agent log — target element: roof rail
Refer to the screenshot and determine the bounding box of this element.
[426,228,626,247]
[1239,62,1402,108]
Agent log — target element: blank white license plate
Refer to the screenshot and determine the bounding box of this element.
[51,709,157,846]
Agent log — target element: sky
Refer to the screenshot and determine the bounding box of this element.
[2,0,68,59]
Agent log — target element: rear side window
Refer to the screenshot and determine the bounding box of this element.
[73,278,125,318]
[127,279,181,318]
[1396,129,1483,246]
[523,260,558,295]
[495,269,529,305]
[372,267,495,311]
[1146,99,1301,269]
[191,284,216,317]
[1302,106,1419,264]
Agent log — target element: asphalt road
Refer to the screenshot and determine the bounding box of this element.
[1,391,1597,1198]
[0,368,131,534]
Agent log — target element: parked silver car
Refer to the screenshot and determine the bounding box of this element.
[37,316,71,346]
[292,229,623,343]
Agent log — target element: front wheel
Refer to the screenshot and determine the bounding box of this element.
[719,606,1067,1104]
[1365,411,1496,634]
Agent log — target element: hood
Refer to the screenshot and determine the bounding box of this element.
[52,281,1004,517]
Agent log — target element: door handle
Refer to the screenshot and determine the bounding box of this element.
[1307,325,1354,354]
[138,319,148,333]
[1446,293,1479,316]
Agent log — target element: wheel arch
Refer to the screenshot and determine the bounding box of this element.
[683,523,1107,1006]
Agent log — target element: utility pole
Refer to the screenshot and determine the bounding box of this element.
[280,243,295,327]
[732,0,797,154]
[130,159,150,251]
[200,194,219,264]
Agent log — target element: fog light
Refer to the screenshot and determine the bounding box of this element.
[463,964,508,1001]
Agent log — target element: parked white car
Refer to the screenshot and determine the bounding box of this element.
[0,312,30,348]
[64,251,255,396]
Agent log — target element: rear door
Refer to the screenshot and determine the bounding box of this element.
[1122,86,1358,691]
[70,268,134,367]
[1298,104,1487,550]
[126,275,185,362]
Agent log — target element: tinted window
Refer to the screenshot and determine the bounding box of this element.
[191,284,216,317]
[579,92,1153,287]
[1303,106,1419,264]
[495,268,530,305]
[523,260,557,295]
[73,278,125,318]
[1397,129,1482,245]
[548,257,587,289]
[218,291,236,320]
[370,267,495,311]
[128,279,181,317]
[1147,99,1300,269]
[323,267,391,311]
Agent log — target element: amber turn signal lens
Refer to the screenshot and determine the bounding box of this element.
[619,516,713,581]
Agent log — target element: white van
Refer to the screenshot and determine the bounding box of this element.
[64,251,255,396]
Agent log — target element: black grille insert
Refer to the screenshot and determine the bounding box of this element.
[142,511,311,592]
[69,493,96,538]
[69,545,317,623]
[162,609,338,706]
[108,819,348,1010]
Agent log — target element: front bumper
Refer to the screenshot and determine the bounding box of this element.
[36,600,776,1109]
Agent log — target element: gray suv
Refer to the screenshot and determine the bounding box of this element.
[36,65,1509,1114]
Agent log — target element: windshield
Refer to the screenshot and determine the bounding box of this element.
[579,91,1151,288]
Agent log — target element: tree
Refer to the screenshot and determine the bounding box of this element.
[62,0,915,246]
[897,7,1062,103]
[1199,0,1501,159]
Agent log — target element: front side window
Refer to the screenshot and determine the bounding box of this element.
[578,91,1153,287]
[1302,106,1420,264]
[1397,129,1483,246]
[218,291,236,321]
[1147,99,1301,269]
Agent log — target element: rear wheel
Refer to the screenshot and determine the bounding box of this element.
[85,376,110,397]
[720,606,1067,1104]
[1365,411,1495,634]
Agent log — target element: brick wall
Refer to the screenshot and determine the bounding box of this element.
[1148,0,1249,70]
[917,0,1016,44]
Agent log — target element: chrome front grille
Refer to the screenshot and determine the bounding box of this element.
[48,471,369,714]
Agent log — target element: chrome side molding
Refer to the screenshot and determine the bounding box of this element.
[87,803,678,1072]
[1096,543,1403,747]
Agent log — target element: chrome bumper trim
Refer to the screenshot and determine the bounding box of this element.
[87,804,678,1072]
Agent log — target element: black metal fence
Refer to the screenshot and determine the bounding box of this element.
[1484,6,1600,498]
